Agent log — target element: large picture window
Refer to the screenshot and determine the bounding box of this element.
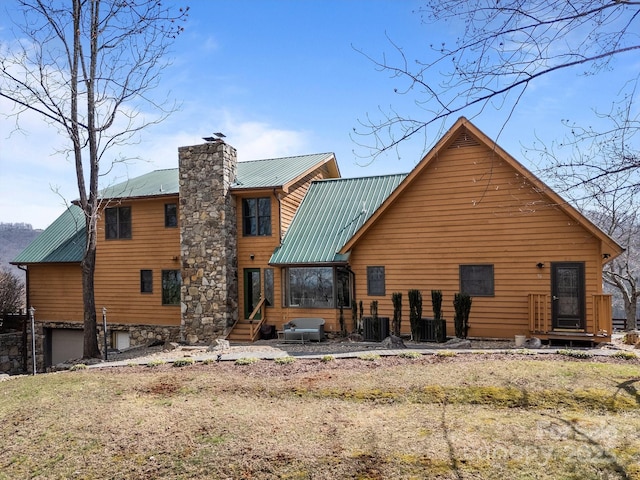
[243,197,271,236]
[288,267,334,308]
[460,264,494,296]
[162,270,181,305]
[105,206,131,239]
[286,266,351,308]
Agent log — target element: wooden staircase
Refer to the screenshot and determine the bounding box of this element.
[226,298,267,343]
[227,320,261,342]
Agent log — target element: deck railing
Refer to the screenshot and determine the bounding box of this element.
[247,297,267,341]
[528,293,613,336]
[592,294,612,336]
[528,294,550,334]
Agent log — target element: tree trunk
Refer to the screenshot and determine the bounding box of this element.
[624,297,638,331]
[81,223,100,359]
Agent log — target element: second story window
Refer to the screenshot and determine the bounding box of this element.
[243,197,271,236]
[165,203,178,228]
[105,206,131,239]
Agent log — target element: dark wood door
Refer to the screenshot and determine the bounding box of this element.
[551,262,585,330]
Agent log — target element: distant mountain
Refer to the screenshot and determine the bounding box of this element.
[0,223,42,277]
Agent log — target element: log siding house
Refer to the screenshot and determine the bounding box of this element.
[14,118,622,367]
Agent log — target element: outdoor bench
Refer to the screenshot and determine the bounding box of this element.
[281,318,325,343]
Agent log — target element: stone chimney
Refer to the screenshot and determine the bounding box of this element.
[178,141,238,344]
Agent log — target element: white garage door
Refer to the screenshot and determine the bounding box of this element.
[51,329,84,365]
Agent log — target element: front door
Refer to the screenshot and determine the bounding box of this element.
[551,262,585,330]
[244,269,261,320]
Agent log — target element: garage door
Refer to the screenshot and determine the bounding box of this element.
[50,329,84,365]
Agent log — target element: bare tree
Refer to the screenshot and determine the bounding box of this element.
[0,1,188,358]
[532,90,639,330]
[353,0,640,158]
[0,268,25,314]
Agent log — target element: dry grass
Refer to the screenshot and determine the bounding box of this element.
[1,355,640,479]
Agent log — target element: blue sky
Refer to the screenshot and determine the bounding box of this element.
[1,0,637,229]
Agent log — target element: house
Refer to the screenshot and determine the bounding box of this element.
[13,117,622,368]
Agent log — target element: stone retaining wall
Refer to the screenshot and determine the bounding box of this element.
[0,332,25,375]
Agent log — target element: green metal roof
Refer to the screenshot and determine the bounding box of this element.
[98,168,179,199]
[233,153,335,190]
[12,205,86,264]
[14,152,337,264]
[269,173,408,265]
[97,152,336,200]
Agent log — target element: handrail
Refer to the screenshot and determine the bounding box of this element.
[248,297,267,341]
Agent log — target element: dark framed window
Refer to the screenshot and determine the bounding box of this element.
[264,268,274,307]
[105,206,132,239]
[336,267,352,307]
[460,264,494,296]
[161,270,181,305]
[242,197,271,236]
[140,270,153,293]
[285,266,352,308]
[165,203,178,228]
[367,266,385,296]
[287,267,334,308]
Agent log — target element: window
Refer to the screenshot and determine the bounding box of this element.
[336,267,352,307]
[460,264,494,296]
[288,267,334,308]
[165,203,178,228]
[105,206,131,239]
[140,270,153,293]
[367,266,385,296]
[264,268,274,307]
[161,270,181,305]
[242,197,271,236]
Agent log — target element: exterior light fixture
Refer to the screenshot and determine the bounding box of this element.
[536,263,545,269]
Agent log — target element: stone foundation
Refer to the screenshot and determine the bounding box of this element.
[0,332,25,375]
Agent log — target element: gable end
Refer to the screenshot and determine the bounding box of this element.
[448,129,480,149]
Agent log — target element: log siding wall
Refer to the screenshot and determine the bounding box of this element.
[348,143,603,339]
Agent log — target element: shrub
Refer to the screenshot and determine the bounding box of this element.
[274,356,296,365]
[408,289,422,341]
[147,359,165,368]
[69,363,87,371]
[173,358,195,367]
[398,351,421,359]
[321,355,335,363]
[358,353,381,361]
[556,349,593,359]
[436,350,457,357]
[235,357,259,366]
[453,293,472,339]
[611,351,637,360]
[392,292,402,336]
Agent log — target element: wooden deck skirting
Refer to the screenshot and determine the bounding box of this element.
[528,293,612,337]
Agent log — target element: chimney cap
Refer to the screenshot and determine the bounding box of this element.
[203,132,226,144]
